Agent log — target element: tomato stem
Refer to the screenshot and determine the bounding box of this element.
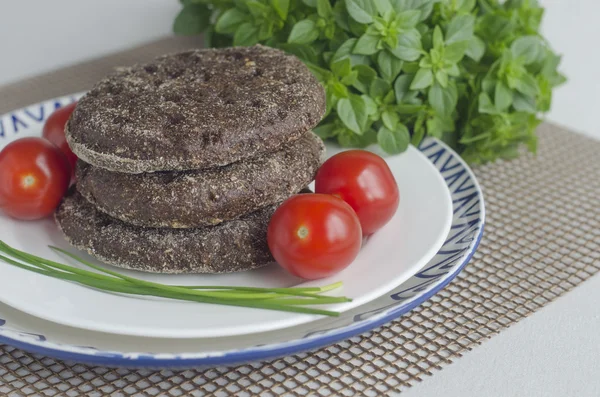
[297,226,309,239]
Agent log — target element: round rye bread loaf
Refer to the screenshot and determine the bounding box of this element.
[76,132,325,228]
[55,189,285,274]
[65,45,326,173]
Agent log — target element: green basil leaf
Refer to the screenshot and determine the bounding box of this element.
[362,95,379,116]
[246,1,269,17]
[445,63,460,77]
[419,55,432,68]
[333,4,351,31]
[540,53,567,87]
[370,78,392,98]
[541,52,561,78]
[374,0,393,15]
[397,103,422,114]
[377,50,404,82]
[233,0,250,11]
[432,25,443,51]
[215,8,247,34]
[410,68,433,90]
[435,69,448,88]
[306,62,333,81]
[345,0,377,24]
[332,38,356,61]
[316,0,333,17]
[395,10,421,29]
[426,116,444,138]
[330,81,349,98]
[174,4,211,35]
[494,80,513,112]
[337,95,369,134]
[477,14,514,42]
[341,70,359,85]
[331,39,371,66]
[288,19,320,44]
[260,22,275,40]
[445,14,474,45]
[478,92,498,114]
[338,127,377,148]
[354,33,380,55]
[324,25,336,42]
[303,0,318,6]
[390,29,422,61]
[402,61,420,73]
[371,18,386,33]
[512,92,537,114]
[234,23,260,46]
[514,73,540,97]
[348,16,367,36]
[377,124,410,154]
[313,123,337,138]
[394,74,413,101]
[465,36,485,62]
[482,72,497,96]
[270,0,290,20]
[428,81,457,116]
[383,34,399,50]
[278,43,319,64]
[381,110,400,129]
[331,58,353,77]
[444,41,468,63]
[550,72,567,88]
[411,121,426,145]
[511,36,545,65]
[383,89,396,104]
[456,0,476,12]
[353,64,378,93]
[390,0,434,21]
[325,89,338,117]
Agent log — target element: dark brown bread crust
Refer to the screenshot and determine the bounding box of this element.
[76,132,325,228]
[66,45,326,173]
[55,189,278,274]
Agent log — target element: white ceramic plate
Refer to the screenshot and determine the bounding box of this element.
[0,133,484,368]
[0,94,452,339]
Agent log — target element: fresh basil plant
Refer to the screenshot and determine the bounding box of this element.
[174,0,565,163]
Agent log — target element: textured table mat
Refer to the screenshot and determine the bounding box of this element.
[1,37,599,396]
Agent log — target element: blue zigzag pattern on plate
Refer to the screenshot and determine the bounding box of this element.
[345,138,483,324]
[393,139,480,298]
[0,95,484,366]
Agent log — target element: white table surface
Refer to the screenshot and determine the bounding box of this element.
[0,1,598,395]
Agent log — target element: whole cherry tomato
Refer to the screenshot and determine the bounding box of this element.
[315,150,399,235]
[42,102,78,172]
[267,194,362,280]
[0,137,71,220]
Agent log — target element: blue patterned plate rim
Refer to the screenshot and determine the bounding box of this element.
[0,95,484,368]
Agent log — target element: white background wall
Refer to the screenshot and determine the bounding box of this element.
[0,1,599,396]
[0,0,181,85]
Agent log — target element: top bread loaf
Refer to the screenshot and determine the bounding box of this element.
[65,45,326,173]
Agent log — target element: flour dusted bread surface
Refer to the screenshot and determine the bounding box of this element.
[55,189,282,274]
[66,45,326,173]
[76,132,324,228]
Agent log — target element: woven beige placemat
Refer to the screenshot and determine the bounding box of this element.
[0,37,599,396]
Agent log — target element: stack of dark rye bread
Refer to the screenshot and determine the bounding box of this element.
[55,45,326,274]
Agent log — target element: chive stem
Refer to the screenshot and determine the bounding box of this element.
[0,241,350,316]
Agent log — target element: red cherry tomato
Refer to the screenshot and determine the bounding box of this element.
[315,150,399,235]
[42,102,78,172]
[0,137,71,220]
[267,194,362,280]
